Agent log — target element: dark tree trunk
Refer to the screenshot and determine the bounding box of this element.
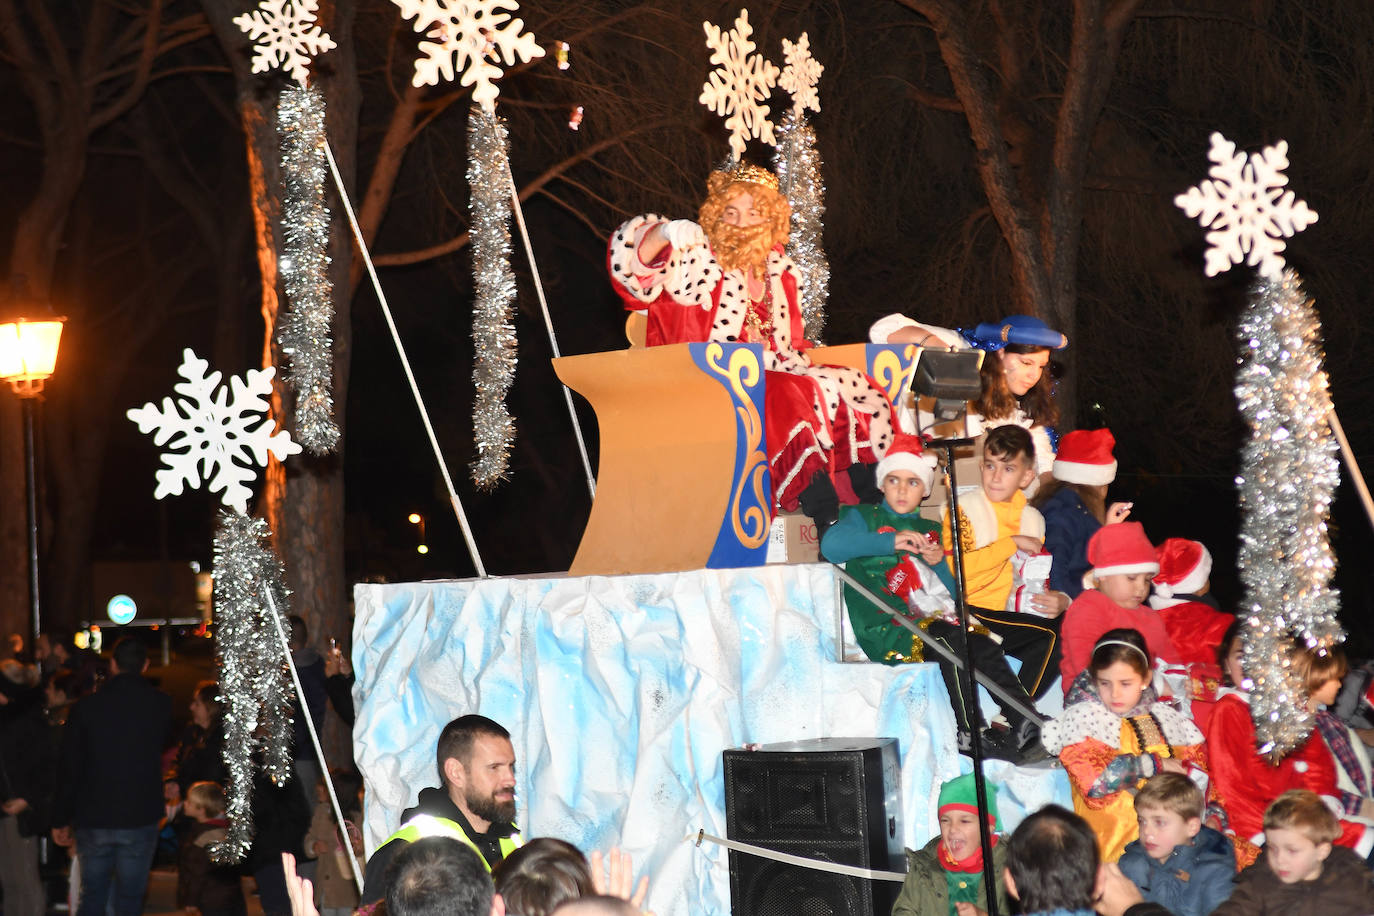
[201,0,358,769]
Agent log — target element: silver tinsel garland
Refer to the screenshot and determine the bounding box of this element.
[1234,269,1344,758]
[276,85,340,455]
[774,110,829,342]
[210,512,296,862]
[467,106,519,488]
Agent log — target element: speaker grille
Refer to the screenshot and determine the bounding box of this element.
[737,858,863,916]
[723,739,902,916]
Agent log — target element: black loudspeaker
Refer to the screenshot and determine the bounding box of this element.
[722,737,904,916]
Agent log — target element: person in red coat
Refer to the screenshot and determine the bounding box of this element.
[608,163,896,523]
[1204,644,1372,868]
[1149,538,1234,668]
[1059,523,1179,693]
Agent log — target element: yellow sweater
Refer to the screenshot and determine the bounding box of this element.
[943,490,1035,610]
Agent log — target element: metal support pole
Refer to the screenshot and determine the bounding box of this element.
[938,436,1000,916]
[21,397,40,651]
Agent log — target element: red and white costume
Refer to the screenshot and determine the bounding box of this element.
[1203,689,1373,867]
[609,214,896,510]
[1042,694,1209,862]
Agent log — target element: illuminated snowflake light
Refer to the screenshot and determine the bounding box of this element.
[1175,132,1318,280]
[127,349,301,515]
[778,32,822,117]
[700,9,779,160]
[233,0,336,86]
[391,0,544,110]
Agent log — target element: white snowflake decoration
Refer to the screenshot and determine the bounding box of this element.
[700,9,779,160]
[233,0,336,87]
[391,0,544,111]
[1175,132,1318,280]
[778,32,822,117]
[127,349,302,515]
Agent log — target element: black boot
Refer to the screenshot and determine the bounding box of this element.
[798,469,840,539]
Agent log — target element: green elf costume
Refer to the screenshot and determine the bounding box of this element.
[820,433,955,663]
[893,773,1010,916]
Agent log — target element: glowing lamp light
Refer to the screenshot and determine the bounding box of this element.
[408,513,421,524]
[417,544,429,555]
[107,594,137,625]
[0,316,66,396]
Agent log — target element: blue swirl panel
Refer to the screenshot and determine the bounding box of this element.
[690,342,771,569]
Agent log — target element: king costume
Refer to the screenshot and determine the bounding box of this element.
[608,212,896,512]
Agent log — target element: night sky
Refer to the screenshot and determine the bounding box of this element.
[7,1,1374,652]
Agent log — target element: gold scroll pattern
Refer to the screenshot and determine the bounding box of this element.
[705,343,770,549]
[870,344,919,406]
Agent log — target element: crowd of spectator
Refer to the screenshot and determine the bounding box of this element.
[3,601,1371,916]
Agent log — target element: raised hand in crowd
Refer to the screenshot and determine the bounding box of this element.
[282,852,319,916]
[588,848,651,915]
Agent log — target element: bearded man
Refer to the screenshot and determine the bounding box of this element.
[360,715,522,905]
[609,163,896,524]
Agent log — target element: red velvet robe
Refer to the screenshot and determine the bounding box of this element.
[609,215,896,511]
[1204,691,1367,867]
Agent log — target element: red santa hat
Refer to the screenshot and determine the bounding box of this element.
[1087,522,1159,578]
[1052,428,1118,486]
[876,433,938,493]
[1151,538,1212,599]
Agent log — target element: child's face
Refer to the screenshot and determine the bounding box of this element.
[938,808,982,861]
[1264,826,1330,884]
[1096,571,1152,609]
[980,450,1035,504]
[1136,805,1200,863]
[881,470,926,515]
[998,349,1050,397]
[1223,637,1245,688]
[1310,676,1341,709]
[1094,659,1149,714]
[185,800,206,822]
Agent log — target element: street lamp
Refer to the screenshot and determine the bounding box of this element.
[408,513,428,555]
[0,314,66,650]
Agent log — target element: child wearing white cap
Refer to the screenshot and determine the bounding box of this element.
[821,432,947,666]
[824,431,1048,762]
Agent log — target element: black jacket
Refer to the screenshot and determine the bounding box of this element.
[359,786,517,905]
[0,689,55,835]
[53,671,172,829]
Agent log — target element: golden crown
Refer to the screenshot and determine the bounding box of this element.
[725,161,780,192]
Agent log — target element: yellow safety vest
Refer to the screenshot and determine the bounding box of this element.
[381,813,522,871]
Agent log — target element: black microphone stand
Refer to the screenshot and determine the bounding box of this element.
[929,434,1000,916]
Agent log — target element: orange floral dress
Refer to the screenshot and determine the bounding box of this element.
[1043,696,1208,862]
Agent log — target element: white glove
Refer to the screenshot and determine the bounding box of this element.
[661,219,708,251]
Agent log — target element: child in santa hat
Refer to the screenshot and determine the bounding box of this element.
[822,432,952,661]
[1031,427,1133,612]
[1042,628,1209,863]
[1058,522,1180,694]
[891,773,1010,916]
[1150,538,1234,669]
[822,432,1042,762]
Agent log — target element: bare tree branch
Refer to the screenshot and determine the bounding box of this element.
[373,122,669,267]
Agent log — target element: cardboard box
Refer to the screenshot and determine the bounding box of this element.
[767,512,821,564]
